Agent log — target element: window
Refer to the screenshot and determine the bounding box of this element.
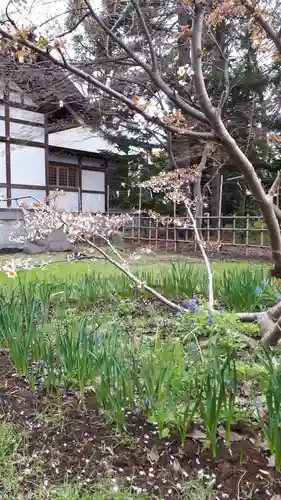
[48,165,79,188]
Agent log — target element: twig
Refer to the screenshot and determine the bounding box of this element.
[80,235,185,313]
[268,171,281,199]
[184,201,215,313]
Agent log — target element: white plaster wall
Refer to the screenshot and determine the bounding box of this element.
[9,92,22,104]
[10,145,46,185]
[82,192,105,213]
[0,106,4,117]
[10,122,45,143]
[0,143,6,183]
[11,189,46,208]
[24,95,36,107]
[9,108,45,124]
[50,190,79,212]
[0,188,7,207]
[82,170,105,192]
[49,127,118,153]
[49,153,78,164]
[0,121,5,136]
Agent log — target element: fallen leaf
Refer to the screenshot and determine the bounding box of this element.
[218,427,244,442]
[147,445,159,464]
[267,455,276,468]
[188,428,206,440]
[172,458,182,473]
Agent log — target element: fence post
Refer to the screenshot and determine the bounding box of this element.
[155,218,158,249]
[173,202,177,252]
[206,213,210,243]
[233,214,236,245]
[245,213,249,256]
[138,186,142,246]
[261,220,264,246]
[149,216,152,246]
[166,221,169,251]
[217,175,223,249]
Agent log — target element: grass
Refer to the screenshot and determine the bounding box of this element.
[0,253,280,498]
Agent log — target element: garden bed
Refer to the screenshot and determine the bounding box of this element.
[0,352,280,499]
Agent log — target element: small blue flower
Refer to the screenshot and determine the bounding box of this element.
[261,279,267,289]
[182,297,200,313]
[255,287,261,294]
[220,302,224,313]
[175,311,182,317]
[207,315,213,326]
[144,396,152,409]
[277,296,281,303]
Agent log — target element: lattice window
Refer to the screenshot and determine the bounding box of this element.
[48,165,78,188]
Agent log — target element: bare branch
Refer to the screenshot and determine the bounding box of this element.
[83,0,210,125]
[0,27,214,140]
[241,0,281,54]
[130,0,158,72]
[268,171,281,199]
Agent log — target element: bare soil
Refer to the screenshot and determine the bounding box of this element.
[0,353,280,499]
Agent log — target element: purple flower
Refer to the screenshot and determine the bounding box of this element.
[255,287,261,294]
[277,296,281,304]
[175,311,182,317]
[144,396,152,409]
[220,303,224,313]
[182,297,200,313]
[208,315,213,326]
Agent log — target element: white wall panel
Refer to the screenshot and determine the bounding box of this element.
[24,95,36,107]
[10,145,45,185]
[0,105,4,117]
[9,92,22,104]
[10,122,45,143]
[49,126,118,153]
[82,192,105,213]
[0,143,6,183]
[49,153,78,164]
[9,108,45,124]
[0,188,7,207]
[82,170,105,192]
[11,189,46,208]
[0,121,5,136]
[50,190,79,212]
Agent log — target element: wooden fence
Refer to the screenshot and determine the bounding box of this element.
[119,214,270,254]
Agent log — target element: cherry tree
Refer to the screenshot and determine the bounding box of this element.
[1,1,281,343]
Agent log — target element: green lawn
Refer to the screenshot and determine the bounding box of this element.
[0,249,270,284]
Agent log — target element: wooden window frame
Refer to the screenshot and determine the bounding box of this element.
[48,164,79,189]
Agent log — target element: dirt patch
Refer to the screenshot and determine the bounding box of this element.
[0,353,280,499]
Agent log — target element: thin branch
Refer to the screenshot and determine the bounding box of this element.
[241,0,281,54]
[184,201,215,314]
[57,12,90,39]
[0,26,215,140]
[130,0,158,72]
[82,0,210,125]
[268,171,281,199]
[80,235,185,313]
[0,194,186,313]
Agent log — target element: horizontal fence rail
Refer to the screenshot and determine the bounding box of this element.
[116,214,270,254]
